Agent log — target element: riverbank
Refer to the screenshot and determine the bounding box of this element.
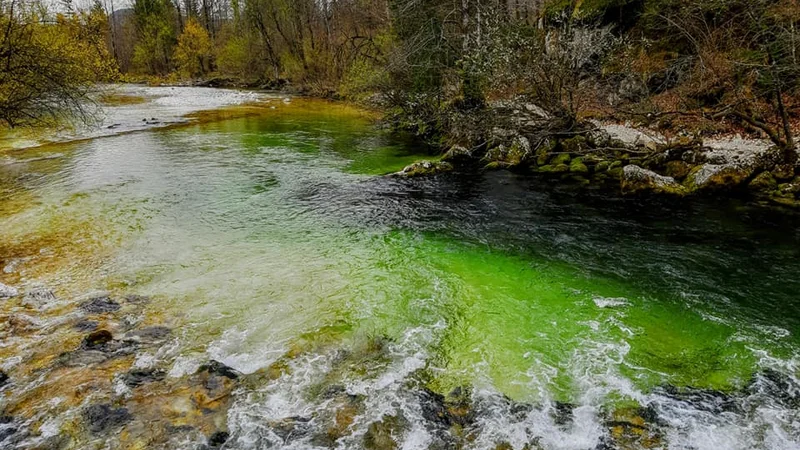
[396,119,800,209]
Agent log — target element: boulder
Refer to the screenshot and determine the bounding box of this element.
[441,145,474,163]
[621,165,687,195]
[0,283,18,299]
[550,153,571,166]
[80,296,121,314]
[538,164,570,174]
[684,163,755,191]
[396,161,454,177]
[748,172,778,192]
[569,157,589,174]
[664,160,691,179]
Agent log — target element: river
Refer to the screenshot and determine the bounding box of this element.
[0,86,799,450]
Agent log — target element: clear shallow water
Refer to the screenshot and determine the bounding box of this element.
[1,90,800,450]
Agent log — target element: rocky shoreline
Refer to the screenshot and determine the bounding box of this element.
[396,122,800,208]
[2,279,800,450]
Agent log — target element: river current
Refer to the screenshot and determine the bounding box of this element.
[0,86,799,450]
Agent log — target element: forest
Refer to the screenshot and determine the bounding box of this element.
[2,0,800,195]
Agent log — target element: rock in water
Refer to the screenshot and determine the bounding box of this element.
[82,330,114,349]
[122,369,166,387]
[621,165,687,195]
[83,404,132,434]
[198,361,240,380]
[0,283,18,298]
[0,370,8,387]
[21,287,56,308]
[80,296,121,313]
[207,431,230,448]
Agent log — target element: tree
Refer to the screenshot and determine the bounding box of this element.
[132,0,176,74]
[0,0,117,127]
[653,0,800,164]
[174,17,213,77]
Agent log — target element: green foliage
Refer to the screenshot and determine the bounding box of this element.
[174,18,213,78]
[132,0,175,74]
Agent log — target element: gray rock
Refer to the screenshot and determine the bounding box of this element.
[80,296,121,313]
[83,404,132,434]
[0,283,18,299]
[621,165,686,195]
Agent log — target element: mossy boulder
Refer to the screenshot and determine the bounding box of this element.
[550,153,572,166]
[397,160,454,177]
[569,157,590,174]
[441,145,473,163]
[772,164,796,182]
[684,163,754,191]
[664,160,692,179]
[748,172,778,192]
[539,164,570,173]
[621,165,687,196]
[595,161,611,173]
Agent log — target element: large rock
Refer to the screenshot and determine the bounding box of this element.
[395,161,454,177]
[621,165,687,195]
[0,283,18,299]
[684,163,755,191]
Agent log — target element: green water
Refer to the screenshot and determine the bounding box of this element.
[1,94,799,449]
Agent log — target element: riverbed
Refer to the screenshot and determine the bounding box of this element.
[1,85,799,450]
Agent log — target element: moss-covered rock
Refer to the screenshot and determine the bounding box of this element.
[772,164,796,182]
[595,161,611,173]
[748,172,778,192]
[364,415,406,450]
[664,160,691,179]
[621,165,687,195]
[684,163,754,191]
[441,145,474,163]
[550,153,572,166]
[606,406,663,450]
[569,157,590,174]
[608,160,623,170]
[539,164,570,173]
[397,160,454,177]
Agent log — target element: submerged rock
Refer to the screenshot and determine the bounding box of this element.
[123,368,167,387]
[605,406,663,449]
[207,431,230,448]
[198,360,240,380]
[125,326,172,344]
[364,415,407,450]
[83,404,133,434]
[0,283,18,299]
[621,165,686,195]
[80,296,121,313]
[74,320,100,331]
[22,287,56,308]
[82,330,114,349]
[124,294,151,304]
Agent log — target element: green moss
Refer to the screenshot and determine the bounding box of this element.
[550,153,572,166]
[570,157,590,174]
